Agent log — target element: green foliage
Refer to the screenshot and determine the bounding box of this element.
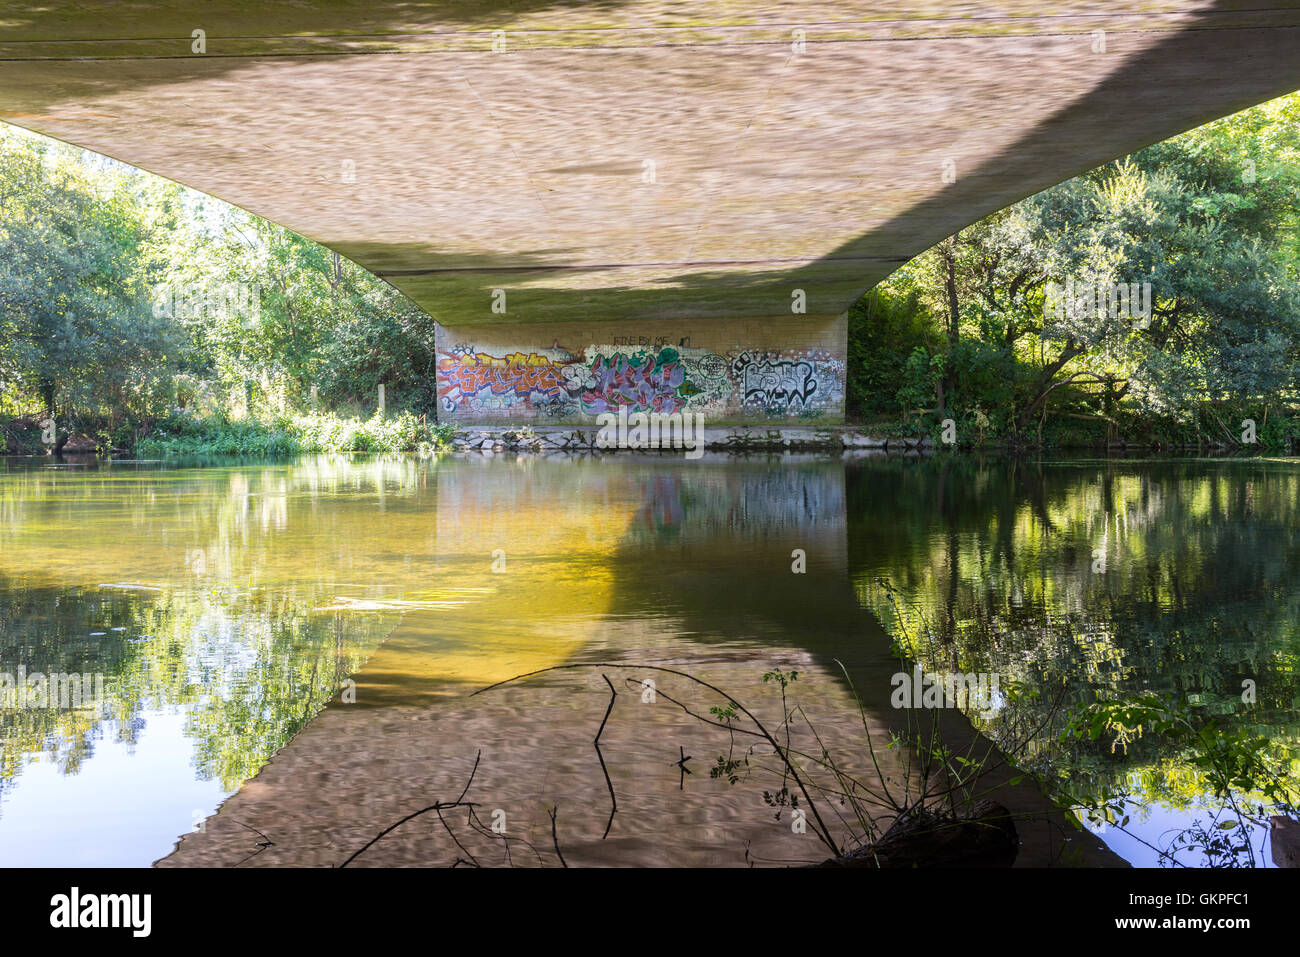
[1064,694,1298,867]
[895,346,943,419]
[0,124,442,455]
[708,701,740,723]
[848,91,1300,446]
[947,338,1016,434]
[761,668,799,688]
[0,130,183,434]
[136,410,453,457]
[846,286,941,417]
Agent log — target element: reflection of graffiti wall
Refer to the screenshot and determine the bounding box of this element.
[435,315,846,424]
[628,465,846,546]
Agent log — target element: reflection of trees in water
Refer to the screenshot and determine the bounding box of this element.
[847,456,1300,825]
[0,578,396,798]
[0,584,140,788]
[0,455,432,802]
[173,593,396,788]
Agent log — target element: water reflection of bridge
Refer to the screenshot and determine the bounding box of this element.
[160,454,1121,868]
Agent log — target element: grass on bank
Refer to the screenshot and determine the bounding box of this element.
[133,410,457,457]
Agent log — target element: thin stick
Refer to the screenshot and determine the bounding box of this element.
[549,806,568,868]
[436,806,479,868]
[229,819,275,868]
[595,674,618,839]
[475,663,839,856]
[338,750,481,868]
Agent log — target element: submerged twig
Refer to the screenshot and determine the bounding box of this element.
[230,818,275,868]
[549,806,568,868]
[595,674,618,839]
[338,749,482,868]
[474,662,840,856]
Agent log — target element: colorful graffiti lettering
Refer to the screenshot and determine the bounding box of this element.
[433,332,845,422]
[580,348,690,415]
[437,350,575,409]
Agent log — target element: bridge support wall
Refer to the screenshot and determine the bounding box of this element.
[434,314,847,426]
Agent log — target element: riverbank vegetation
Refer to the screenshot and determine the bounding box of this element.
[133,410,455,457]
[0,123,447,455]
[848,92,1300,449]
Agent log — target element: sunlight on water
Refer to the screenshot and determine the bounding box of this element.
[0,453,1297,867]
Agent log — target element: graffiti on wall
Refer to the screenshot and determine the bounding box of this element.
[436,341,843,421]
[732,352,818,411]
[580,348,690,415]
[437,349,581,415]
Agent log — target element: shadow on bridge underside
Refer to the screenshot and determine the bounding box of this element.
[372,0,1300,324]
[1,2,1297,325]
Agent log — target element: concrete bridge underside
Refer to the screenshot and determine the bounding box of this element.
[2,2,1299,423]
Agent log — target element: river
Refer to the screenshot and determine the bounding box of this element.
[0,452,1295,867]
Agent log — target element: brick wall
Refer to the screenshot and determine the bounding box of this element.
[434,314,847,425]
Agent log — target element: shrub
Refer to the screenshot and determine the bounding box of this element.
[135,410,452,457]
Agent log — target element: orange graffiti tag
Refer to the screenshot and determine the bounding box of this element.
[437,351,573,401]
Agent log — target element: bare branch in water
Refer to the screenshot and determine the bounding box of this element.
[549,806,568,868]
[474,661,841,856]
[338,749,482,868]
[595,674,618,839]
[230,818,275,868]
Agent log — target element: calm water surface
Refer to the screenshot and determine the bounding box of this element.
[0,453,1296,867]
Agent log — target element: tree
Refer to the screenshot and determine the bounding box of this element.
[0,130,180,442]
[154,200,438,417]
[1,121,441,446]
[861,91,1300,443]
